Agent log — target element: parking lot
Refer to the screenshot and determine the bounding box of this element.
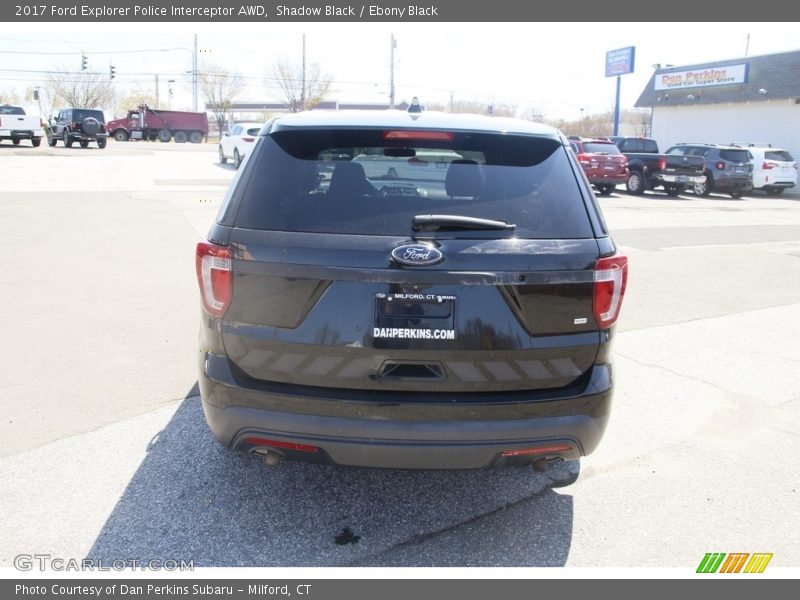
[0,140,798,568]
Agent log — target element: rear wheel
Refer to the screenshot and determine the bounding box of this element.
[63,131,73,148]
[765,187,784,196]
[597,184,614,196]
[626,170,646,195]
[47,134,57,147]
[218,146,227,164]
[31,137,41,147]
[114,130,128,142]
[693,175,712,197]
[730,191,745,199]
[97,138,107,149]
[189,131,204,144]
[664,184,683,197]
[158,129,171,143]
[80,141,89,148]
[233,148,242,169]
[12,139,20,146]
[174,131,188,143]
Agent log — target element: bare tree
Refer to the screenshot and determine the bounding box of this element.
[0,87,22,104]
[269,55,332,112]
[45,67,115,109]
[198,61,244,135]
[114,87,158,118]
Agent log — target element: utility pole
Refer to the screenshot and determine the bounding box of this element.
[301,33,306,111]
[389,34,396,109]
[745,33,750,57]
[449,90,454,113]
[193,33,198,111]
[155,74,159,107]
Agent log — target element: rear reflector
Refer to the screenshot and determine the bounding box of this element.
[245,437,318,453]
[502,444,573,457]
[242,137,255,142]
[593,253,628,328]
[196,242,232,317]
[383,130,454,141]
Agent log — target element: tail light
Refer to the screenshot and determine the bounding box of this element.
[196,242,232,317]
[593,253,628,328]
[577,152,591,166]
[241,136,255,142]
[658,156,666,171]
[762,162,775,170]
[715,161,726,170]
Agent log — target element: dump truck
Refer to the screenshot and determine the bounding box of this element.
[106,105,208,143]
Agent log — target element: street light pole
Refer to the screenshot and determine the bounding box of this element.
[193,34,198,112]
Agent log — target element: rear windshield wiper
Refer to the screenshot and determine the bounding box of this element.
[412,214,517,232]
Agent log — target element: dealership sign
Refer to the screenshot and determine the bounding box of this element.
[606,46,635,77]
[655,64,749,90]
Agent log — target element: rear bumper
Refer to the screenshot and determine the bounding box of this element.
[657,173,706,184]
[0,129,43,139]
[66,131,108,142]
[713,176,753,192]
[199,352,613,469]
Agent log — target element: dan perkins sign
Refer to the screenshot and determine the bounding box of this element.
[655,64,749,90]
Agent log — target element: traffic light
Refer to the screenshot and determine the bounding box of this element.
[81,53,87,70]
[109,65,116,80]
[33,89,39,100]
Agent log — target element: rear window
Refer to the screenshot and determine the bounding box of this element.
[230,129,593,239]
[719,149,751,162]
[765,150,794,162]
[72,109,104,122]
[246,127,260,136]
[582,142,621,154]
[0,105,25,115]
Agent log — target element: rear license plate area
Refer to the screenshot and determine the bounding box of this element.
[373,293,456,342]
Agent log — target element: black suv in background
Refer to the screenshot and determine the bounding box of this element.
[665,143,753,198]
[196,108,628,471]
[48,108,108,149]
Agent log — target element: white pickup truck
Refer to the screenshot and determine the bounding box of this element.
[0,105,44,147]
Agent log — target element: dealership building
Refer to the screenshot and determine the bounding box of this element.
[635,49,800,159]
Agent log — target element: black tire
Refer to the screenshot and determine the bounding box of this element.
[158,129,171,143]
[174,131,188,143]
[596,184,614,196]
[63,130,73,148]
[233,148,242,169]
[189,131,203,144]
[693,175,712,197]
[80,141,89,148]
[765,187,784,196]
[12,139,20,146]
[218,146,227,164]
[730,191,745,199]
[47,135,57,147]
[113,130,128,142]
[626,170,646,195]
[97,138,107,149]
[81,117,101,137]
[664,184,683,197]
[31,137,41,147]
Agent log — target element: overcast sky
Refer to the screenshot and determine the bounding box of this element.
[2,22,798,119]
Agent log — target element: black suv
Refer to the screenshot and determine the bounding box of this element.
[196,108,628,470]
[48,108,108,149]
[665,143,753,198]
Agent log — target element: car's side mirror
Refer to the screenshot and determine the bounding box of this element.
[223,132,230,137]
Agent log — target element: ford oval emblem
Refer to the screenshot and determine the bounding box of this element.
[391,244,443,266]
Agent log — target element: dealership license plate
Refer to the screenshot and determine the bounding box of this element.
[373,293,456,340]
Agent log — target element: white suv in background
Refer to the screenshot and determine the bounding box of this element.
[219,122,262,169]
[743,146,797,196]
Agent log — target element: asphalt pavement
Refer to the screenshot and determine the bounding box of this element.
[0,140,798,569]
